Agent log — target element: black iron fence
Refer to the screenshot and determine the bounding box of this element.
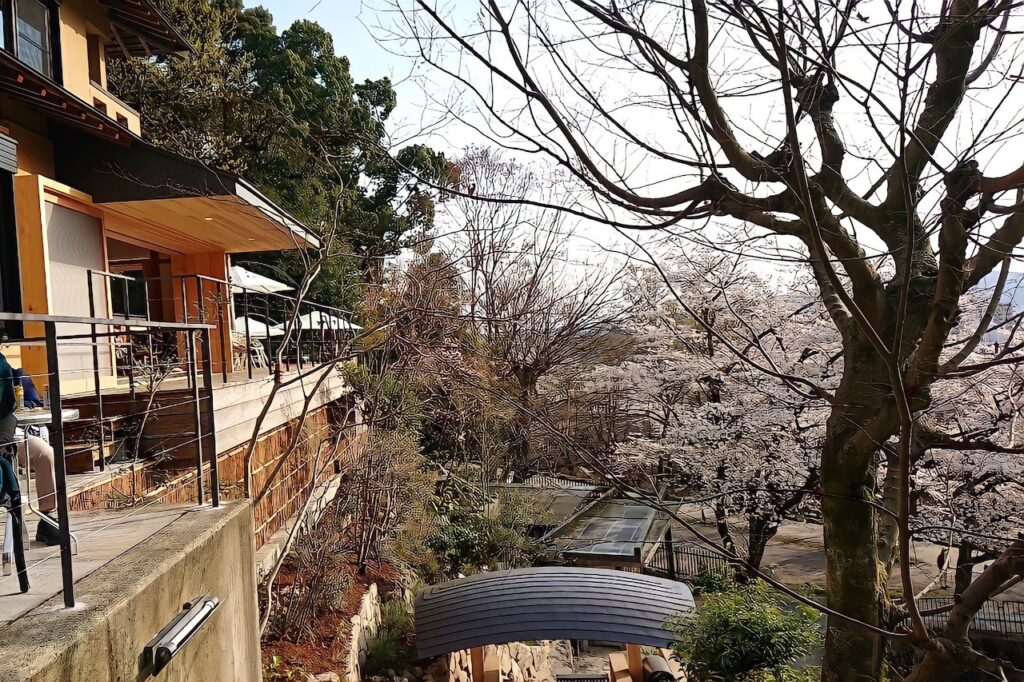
[641,532,733,581]
[635,534,1024,642]
[916,597,1024,638]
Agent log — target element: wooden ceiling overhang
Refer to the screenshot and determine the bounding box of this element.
[101,193,319,255]
[46,124,321,255]
[0,46,316,256]
[96,0,194,60]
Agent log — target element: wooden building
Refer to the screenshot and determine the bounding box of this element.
[0,0,362,565]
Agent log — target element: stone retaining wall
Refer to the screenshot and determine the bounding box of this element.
[425,641,557,682]
[345,583,384,682]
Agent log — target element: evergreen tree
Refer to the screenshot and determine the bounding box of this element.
[108,0,448,305]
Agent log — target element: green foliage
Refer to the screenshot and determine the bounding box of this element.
[344,429,433,573]
[108,0,451,302]
[745,666,821,682]
[362,635,402,676]
[344,364,423,431]
[669,582,822,681]
[263,654,307,681]
[362,596,416,676]
[424,490,543,580]
[688,567,736,596]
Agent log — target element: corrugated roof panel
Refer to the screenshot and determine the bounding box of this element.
[414,567,693,659]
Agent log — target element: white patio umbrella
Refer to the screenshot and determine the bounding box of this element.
[275,310,362,333]
[229,265,292,294]
[233,316,284,337]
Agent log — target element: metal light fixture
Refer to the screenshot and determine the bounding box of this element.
[142,594,220,677]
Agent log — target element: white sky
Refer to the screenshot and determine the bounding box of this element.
[245,0,1024,279]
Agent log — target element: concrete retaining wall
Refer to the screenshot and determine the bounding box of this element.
[0,501,260,682]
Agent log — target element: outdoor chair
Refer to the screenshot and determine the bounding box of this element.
[231,331,269,370]
[230,331,248,372]
[250,342,269,369]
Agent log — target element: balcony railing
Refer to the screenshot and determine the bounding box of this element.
[0,311,218,607]
[87,269,359,387]
[0,268,360,610]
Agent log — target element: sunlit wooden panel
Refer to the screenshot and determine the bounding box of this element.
[100,195,316,254]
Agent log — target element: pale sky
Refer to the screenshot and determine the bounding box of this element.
[244,1,398,82]
[242,1,1024,277]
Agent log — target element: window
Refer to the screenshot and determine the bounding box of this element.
[0,0,63,82]
[87,33,102,84]
[16,0,52,77]
[110,270,147,319]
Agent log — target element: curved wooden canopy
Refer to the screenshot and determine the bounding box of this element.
[414,567,693,659]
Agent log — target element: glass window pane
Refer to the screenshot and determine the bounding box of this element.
[16,0,51,78]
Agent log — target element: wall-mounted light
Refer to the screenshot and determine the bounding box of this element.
[142,594,220,677]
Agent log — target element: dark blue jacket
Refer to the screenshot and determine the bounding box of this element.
[0,352,14,419]
[12,369,43,408]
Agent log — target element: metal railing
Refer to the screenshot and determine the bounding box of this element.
[0,310,219,608]
[88,270,359,384]
[641,531,733,581]
[173,272,357,382]
[634,535,1024,641]
[915,597,1024,638]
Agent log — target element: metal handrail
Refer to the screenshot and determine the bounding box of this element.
[146,272,359,382]
[1,310,221,608]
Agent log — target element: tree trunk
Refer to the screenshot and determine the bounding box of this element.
[821,486,884,681]
[819,351,892,682]
[507,371,536,478]
[954,541,975,597]
[953,542,997,597]
[713,500,736,556]
[745,517,777,576]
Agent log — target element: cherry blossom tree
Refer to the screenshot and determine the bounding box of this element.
[592,253,833,572]
[387,1,1024,675]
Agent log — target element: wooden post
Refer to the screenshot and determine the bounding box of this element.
[483,649,500,682]
[626,644,643,682]
[470,646,485,682]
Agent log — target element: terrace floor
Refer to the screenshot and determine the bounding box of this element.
[0,503,200,626]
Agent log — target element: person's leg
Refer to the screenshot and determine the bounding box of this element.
[0,412,16,448]
[15,435,56,514]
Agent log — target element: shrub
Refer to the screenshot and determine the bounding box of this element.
[688,567,735,596]
[668,581,822,681]
[423,490,542,580]
[361,595,416,676]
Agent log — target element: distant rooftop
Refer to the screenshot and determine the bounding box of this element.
[555,500,658,560]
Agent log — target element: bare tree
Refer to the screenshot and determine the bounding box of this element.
[450,149,629,474]
[386,1,1024,678]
